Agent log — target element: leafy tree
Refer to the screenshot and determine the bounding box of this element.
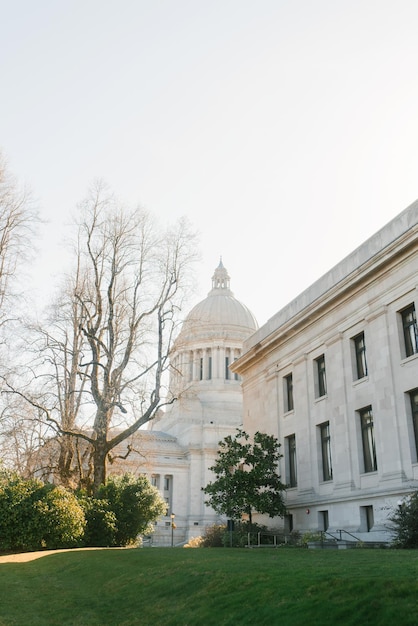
[203,429,287,527]
[97,473,167,546]
[389,491,418,548]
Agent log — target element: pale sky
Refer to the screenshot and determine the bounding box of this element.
[2,0,418,327]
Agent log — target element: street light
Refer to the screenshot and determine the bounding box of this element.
[170,512,176,547]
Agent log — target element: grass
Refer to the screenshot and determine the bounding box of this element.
[0,547,417,625]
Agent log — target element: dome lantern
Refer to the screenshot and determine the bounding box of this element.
[177,259,258,340]
[211,258,231,293]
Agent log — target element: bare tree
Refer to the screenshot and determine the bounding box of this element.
[0,152,38,469]
[0,394,50,477]
[0,152,37,326]
[21,274,92,488]
[14,183,198,493]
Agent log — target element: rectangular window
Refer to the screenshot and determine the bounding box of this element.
[225,356,230,380]
[319,422,333,481]
[359,406,377,473]
[315,355,327,397]
[409,388,418,458]
[286,434,297,487]
[360,505,374,531]
[208,356,212,380]
[284,514,293,534]
[284,373,294,412]
[353,332,368,379]
[199,357,203,380]
[151,474,160,488]
[164,475,173,513]
[233,358,239,381]
[319,510,329,531]
[401,304,418,357]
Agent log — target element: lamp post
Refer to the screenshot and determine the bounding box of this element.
[170,512,175,547]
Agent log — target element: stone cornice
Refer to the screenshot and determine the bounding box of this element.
[233,205,418,374]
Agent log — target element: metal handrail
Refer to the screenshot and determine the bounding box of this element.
[247,531,289,547]
[321,529,360,543]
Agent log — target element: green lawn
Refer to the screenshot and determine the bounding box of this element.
[0,547,417,625]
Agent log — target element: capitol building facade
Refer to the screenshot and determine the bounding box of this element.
[233,200,418,543]
[125,200,418,545]
[122,260,258,545]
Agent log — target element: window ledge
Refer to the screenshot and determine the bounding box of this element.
[352,376,369,387]
[400,352,418,366]
[314,394,328,404]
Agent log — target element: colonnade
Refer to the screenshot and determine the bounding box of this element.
[170,344,241,392]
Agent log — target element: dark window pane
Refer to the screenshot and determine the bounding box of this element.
[285,374,294,412]
[287,435,297,487]
[320,422,333,481]
[402,305,418,357]
[316,355,327,397]
[360,407,377,473]
[410,388,418,458]
[354,332,368,379]
[225,356,230,380]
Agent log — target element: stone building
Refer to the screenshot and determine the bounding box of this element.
[123,260,258,545]
[232,200,418,542]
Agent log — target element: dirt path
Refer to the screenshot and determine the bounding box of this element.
[0,547,104,564]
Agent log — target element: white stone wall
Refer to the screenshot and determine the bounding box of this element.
[235,202,418,542]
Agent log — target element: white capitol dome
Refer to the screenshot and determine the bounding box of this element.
[180,260,258,340]
[168,259,258,395]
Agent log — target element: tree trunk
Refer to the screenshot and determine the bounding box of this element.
[92,437,108,495]
[57,435,75,488]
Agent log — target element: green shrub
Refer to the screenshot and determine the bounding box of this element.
[222,523,250,548]
[201,524,226,547]
[286,530,301,546]
[97,473,167,546]
[389,491,418,548]
[0,470,43,551]
[201,521,283,548]
[0,470,85,551]
[32,484,86,549]
[223,522,274,548]
[298,531,323,547]
[78,496,118,547]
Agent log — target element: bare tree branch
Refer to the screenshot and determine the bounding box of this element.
[10,182,199,493]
